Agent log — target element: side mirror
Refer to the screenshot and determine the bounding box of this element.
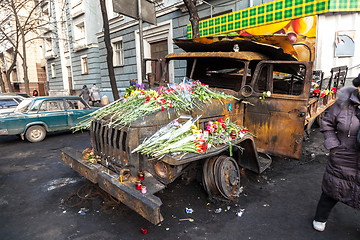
[240,85,254,98]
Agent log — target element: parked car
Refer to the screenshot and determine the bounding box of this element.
[0,92,31,98]
[0,94,26,114]
[0,96,98,142]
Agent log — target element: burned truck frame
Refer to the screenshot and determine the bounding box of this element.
[62,37,324,224]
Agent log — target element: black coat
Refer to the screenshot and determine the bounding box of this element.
[321,86,360,208]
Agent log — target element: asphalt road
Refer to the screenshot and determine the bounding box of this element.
[0,128,359,240]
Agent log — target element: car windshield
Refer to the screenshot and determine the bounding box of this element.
[14,99,33,113]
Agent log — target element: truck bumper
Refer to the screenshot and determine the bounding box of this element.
[61,147,165,225]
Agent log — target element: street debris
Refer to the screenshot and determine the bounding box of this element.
[263,203,270,207]
[237,209,245,217]
[227,206,231,211]
[78,207,89,215]
[179,218,194,222]
[166,228,170,231]
[215,208,222,214]
[140,228,147,234]
[185,208,193,214]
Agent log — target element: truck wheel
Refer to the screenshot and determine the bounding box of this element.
[203,155,241,199]
[25,125,46,143]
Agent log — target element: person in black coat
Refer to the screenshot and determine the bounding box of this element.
[79,85,90,104]
[313,74,360,232]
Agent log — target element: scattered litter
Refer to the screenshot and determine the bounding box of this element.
[140,228,147,234]
[179,218,194,222]
[215,208,222,214]
[280,178,286,181]
[239,186,244,194]
[311,153,316,160]
[206,203,210,206]
[62,210,67,214]
[227,206,231,211]
[237,209,245,217]
[326,153,329,156]
[78,208,89,215]
[263,204,270,207]
[166,228,170,231]
[185,208,193,214]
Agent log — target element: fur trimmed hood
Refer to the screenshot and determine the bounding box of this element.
[336,86,360,107]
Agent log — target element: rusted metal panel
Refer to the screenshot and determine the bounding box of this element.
[112,127,119,163]
[173,36,298,60]
[166,52,270,61]
[61,147,165,225]
[61,147,107,184]
[98,171,164,225]
[118,130,124,166]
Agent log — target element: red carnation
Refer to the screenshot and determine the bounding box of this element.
[140,228,147,234]
[161,106,165,111]
[222,124,226,129]
[313,88,320,94]
[145,96,150,101]
[217,118,224,123]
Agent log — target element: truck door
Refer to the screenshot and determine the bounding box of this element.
[244,61,312,159]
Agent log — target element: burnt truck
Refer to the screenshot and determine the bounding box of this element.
[61,36,347,224]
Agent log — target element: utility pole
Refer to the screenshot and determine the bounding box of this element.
[138,0,144,83]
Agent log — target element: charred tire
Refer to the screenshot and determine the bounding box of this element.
[25,125,46,143]
[203,155,241,199]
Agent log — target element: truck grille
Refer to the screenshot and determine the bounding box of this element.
[91,120,129,167]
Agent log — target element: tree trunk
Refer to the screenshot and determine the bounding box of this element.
[15,1,30,95]
[99,0,119,100]
[20,29,30,95]
[183,0,200,38]
[5,61,15,93]
[0,71,5,92]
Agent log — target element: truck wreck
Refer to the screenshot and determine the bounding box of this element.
[61,36,347,224]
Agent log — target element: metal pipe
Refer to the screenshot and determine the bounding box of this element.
[202,0,214,18]
[138,0,144,83]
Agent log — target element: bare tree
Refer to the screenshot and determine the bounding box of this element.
[99,0,120,100]
[183,0,200,38]
[0,0,45,94]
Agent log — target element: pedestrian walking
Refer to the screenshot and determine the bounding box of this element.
[313,74,360,232]
[33,89,39,97]
[90,83,101,106]
[79,85,90,104]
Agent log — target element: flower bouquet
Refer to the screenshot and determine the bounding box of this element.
[82,148,101,163]
[73,80,238,131]
[132,116,249,160]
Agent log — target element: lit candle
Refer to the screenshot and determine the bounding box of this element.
[141,185,147,194]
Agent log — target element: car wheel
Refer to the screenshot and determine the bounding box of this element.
[25,125,46,143]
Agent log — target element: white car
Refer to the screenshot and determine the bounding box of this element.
[0,95,26,114]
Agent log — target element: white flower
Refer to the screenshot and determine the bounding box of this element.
[266,91,271,97]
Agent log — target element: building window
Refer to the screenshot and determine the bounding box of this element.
[112,41,124,66]
[51,63,56,77]
[81,56,88,74]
